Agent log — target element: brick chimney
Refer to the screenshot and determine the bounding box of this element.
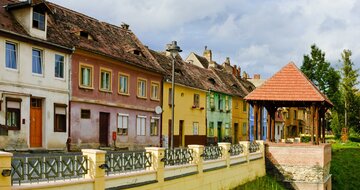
[254,74,261,79]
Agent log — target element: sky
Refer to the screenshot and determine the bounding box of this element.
[50,0,360,80]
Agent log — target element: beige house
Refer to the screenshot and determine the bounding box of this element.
[0,0,72,150]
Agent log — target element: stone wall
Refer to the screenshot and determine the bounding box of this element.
[266,143,331,190]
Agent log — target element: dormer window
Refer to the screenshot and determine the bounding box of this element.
[76,30,94,40]
[33,8,45,31]
[208,78,216,85]
[80,31,89,38]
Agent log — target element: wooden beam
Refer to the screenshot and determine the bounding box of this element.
[310,106,314,144]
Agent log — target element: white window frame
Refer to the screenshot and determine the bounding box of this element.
[136,115,146,136]
[117,113,129,135]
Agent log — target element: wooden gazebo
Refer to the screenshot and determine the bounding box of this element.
[244,62,333,144]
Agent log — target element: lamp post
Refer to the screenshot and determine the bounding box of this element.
[166,41,182,149]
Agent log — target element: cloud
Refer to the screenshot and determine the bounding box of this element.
[49,0,360,80]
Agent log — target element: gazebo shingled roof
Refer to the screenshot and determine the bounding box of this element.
[244,62,333,108]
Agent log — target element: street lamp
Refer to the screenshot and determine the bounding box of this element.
[166,41,182,149]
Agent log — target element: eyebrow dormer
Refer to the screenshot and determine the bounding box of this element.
[6,0,52,40]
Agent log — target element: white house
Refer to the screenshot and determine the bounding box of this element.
[0,0,73,150]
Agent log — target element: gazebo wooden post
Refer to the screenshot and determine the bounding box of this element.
[322,109,326,143]
[310,106,314,144]
[266,107,272,142]
[253,104,258,141]
[271,109,276,142]
[315,106,320,145]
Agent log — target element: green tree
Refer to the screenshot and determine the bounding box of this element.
[341,49,359,132]
[301,44,342,110]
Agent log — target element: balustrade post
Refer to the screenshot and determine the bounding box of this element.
[145,147,165,183]
[239,141,250,163]
[82,149,106,190]
[0,151,12,190]
[218,142,231,167]
[188,145,204,175]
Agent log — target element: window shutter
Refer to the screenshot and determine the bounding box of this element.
[141,118,146,135]
[123,116,128,129]
[118,115,123,129]
[137,117,141,135]
[55,107,66,115]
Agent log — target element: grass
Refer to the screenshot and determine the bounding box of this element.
[331,137,360,190]
[232,175,285,190]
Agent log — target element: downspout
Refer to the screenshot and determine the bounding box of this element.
[66,48,75,152]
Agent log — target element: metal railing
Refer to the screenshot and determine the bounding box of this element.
[229,144,244,156]
[203,146,223,161]
[11,154,88,185]
[249,141,260,153]
[164,148,193,166]
[105,151,152,175]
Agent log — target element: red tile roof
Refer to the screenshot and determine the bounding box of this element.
[245,62,332,106]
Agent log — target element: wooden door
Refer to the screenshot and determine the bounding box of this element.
[234,123,238,143]
[168,120,172,148]
[217,122,222,142]
[30,98,42,147]
[99,112,110,147]
[179,120,184,147]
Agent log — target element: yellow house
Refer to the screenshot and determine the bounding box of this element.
[162,82,207,147]
[232,97,249,142]
[149,50,208,147]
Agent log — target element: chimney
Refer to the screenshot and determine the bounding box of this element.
[121,23,130,30]
[203,46,215,67]
[232,65,237,76]
[254,74,261,79]
[224,57,231,65]
[237,67,241,78]
[242,71,248,79]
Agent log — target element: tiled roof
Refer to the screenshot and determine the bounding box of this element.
[1,0,164,74]
[245,62,332,105]
[193,53,209,68]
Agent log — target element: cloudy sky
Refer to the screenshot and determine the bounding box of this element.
[51,0,360,80]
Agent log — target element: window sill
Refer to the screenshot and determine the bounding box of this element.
[5,67,19,72]
[54,131,66,133]
[150,98,160,102]
[99,89,113,93]
[118,92,130,96]
[32,73,44,77]
[79,86,94,90]
[54,77,66,81]
[137,96,147,100]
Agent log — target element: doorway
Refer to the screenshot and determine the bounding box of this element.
[99,112,110,147]
[179,120,184,147]
[217,122,222,142]
[234,123,238,143]
[30,98,42,147]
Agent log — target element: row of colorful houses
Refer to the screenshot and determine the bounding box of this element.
[0,0,261,150]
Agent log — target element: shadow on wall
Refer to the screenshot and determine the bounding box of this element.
[265,156,296,190]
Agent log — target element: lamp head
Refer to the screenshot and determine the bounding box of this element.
[166,41,182,58]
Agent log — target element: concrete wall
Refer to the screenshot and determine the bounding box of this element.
[161,82,207,147]
[266,143,332,190]
[0,36,69,150]
[1,141,266,190]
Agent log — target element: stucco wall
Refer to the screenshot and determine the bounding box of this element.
[206,91,232,143]
[232,96,248,142]
[0,36,69,150]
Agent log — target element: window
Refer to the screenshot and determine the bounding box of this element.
[137,116,146,136]
[225,123,230,136]
[218,95,223,111]
[79,64,93,88]
[99,68,112,92]
[209,122,214,136]
[5,42,17,69]
[81,109,90,119]
[168,88,173,105]
[55,54,64,78]
[54,104,66,132]
[235,101,239,109]
[137,78,147,98]
[118,73,129,94]
[193,94,200,108]
[210,93,215,110]
[32,49,43,74]
[150,117,159,136]
[243,100,247,112]
[151,82,160,100]
[225,96,229,111]
[32,10,45,30]
[6,99,21,130]
[242,122,247,135]
[117,114,128,135]
[193,122,199,135]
